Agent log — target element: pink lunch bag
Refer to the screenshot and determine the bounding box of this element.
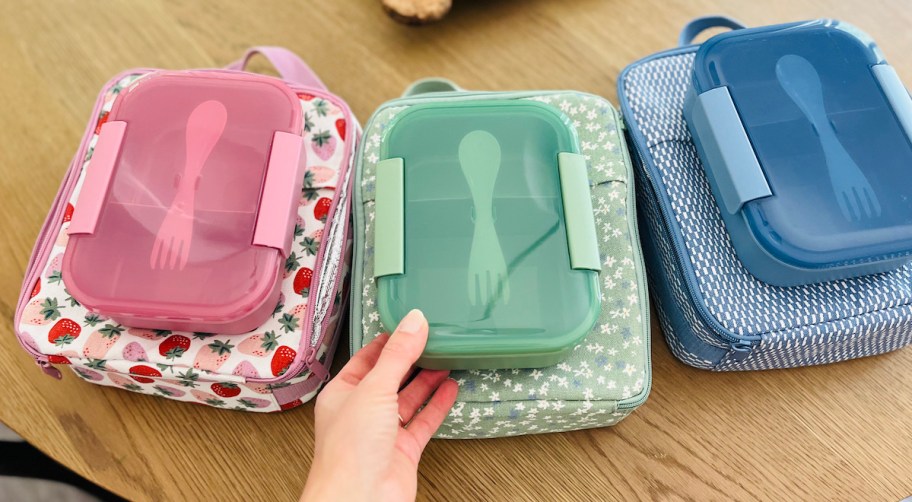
[13,47,358,412]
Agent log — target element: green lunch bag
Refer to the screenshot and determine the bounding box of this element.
[350,79,651,438]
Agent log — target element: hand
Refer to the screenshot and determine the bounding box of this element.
[301,309,459,502]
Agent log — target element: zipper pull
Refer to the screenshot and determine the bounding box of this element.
[719,340,754,368]
[37,360,62,379]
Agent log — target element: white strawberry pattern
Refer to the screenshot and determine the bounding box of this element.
[68,338,336,412]
[311,130,337,161]
[231,361,260,378]
[122,342,147,361]
[82,323,125,359]
[356,93,649,438]
[21,297,57,326]
[16,72,354,412]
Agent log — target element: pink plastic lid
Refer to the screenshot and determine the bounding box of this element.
[63,71,305,334]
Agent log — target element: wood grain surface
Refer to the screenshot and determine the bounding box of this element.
[2,1,912,500]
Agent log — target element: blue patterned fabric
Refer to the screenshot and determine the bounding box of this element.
[619,48,912,370]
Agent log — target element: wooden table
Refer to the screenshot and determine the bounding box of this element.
[2,1,911,500]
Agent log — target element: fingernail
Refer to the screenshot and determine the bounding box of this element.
[397,309,426,334]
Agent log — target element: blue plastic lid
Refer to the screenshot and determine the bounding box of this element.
[692,20,912,270]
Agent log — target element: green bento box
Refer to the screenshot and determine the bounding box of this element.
[372,99,602,369]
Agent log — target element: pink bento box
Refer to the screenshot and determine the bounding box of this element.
[64,71,306,334]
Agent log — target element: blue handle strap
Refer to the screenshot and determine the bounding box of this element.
[678,16,747,46]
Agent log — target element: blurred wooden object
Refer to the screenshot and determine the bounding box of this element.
[382,0,452,25]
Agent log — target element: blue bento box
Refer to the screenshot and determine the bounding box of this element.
[683,20,912,286]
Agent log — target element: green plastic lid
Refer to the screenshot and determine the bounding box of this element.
[374,99,601,369]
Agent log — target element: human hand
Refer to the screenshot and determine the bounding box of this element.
[301,309,459,502]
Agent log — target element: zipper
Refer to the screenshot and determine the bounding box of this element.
[613,111,653,411]
[36,360,62,379]
[634,152,758,348]
[349,126,371,356]
[629,129,763,373]
[633,157,750,345]
[719,340,755,367]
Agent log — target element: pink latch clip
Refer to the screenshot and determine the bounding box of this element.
[68,121,127,235]
[252,131,306,257]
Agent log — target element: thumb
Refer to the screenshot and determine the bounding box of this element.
[362,309,428,393]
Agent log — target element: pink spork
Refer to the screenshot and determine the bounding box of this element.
[150,100,228,270]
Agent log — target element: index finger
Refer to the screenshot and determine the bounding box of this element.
[362,309,429,392]
[333,332,390,387]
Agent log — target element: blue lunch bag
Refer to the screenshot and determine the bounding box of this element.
[618,16,912,370]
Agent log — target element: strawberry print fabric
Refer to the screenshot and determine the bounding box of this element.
[355,93,650,437]
[16,72,352,412]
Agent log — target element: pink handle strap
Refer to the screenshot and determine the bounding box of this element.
[226,46,327,90]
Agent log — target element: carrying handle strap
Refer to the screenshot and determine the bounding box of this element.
[678,16,747,46]
[402,78,462,97]
[226,46,327,90]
